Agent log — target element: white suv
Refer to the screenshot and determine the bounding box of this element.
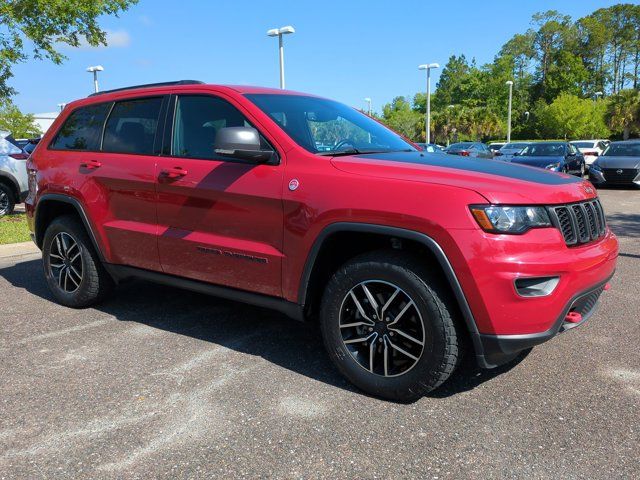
[0,131,29,216]
[570,140,610,169]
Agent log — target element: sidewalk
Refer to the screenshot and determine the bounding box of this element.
[0,241,40,259]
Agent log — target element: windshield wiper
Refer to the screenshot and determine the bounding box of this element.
[317,148,361,156]
[317,148,414,157]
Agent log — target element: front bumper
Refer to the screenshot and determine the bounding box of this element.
[446,225,618,368]
[476,276,611,367]
[590,168,640,186]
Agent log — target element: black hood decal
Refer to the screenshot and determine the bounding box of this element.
[352,151,580,185]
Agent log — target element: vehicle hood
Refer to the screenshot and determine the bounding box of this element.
[330,151,595,204]
[510,155,563,168]
[595,156,640,169]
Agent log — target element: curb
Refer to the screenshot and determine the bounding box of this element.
[0,241,41,259]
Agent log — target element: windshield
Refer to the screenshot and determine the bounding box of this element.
[245,94,415,155]
[447,143,473,151]
[572,142,596,149]
[519,143,565,156]
[603,143,640,157]
[502,143,528,150]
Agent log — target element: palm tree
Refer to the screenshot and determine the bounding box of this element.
[606,89,640,139]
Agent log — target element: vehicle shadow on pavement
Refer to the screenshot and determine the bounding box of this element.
[606,212,640,238]
[1,258,516,401]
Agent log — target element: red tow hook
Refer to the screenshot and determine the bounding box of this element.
[565,312,583,324]
[604,283,611,291]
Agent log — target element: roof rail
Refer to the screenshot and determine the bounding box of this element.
[88,80,204,97]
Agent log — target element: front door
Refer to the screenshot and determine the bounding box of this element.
[155,94,284,297]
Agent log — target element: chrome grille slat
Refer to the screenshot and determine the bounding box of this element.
[548,199,606,247]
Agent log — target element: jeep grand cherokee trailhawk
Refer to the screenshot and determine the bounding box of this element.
[25,81,618,401]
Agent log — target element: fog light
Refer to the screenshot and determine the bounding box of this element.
[514,276,560,297]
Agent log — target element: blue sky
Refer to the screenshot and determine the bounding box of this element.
[13,0,622,114]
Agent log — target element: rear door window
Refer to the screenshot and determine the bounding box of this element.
[102,97,163,155]
[50,103,111,151]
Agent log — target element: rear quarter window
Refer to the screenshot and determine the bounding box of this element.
[49,103,112,151]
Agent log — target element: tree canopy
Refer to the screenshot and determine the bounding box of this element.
[0,0,138,98]
[381,3,640,144]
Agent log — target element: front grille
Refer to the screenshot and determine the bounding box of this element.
[548,199,606,246]
[602,168,639,184]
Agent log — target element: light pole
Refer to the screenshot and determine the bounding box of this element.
[57,103,66,112]
[524,111,530,122]
[267,26,295,89]
[86,65,104,93]
[364,97,372,116]
[506,80,514,143]
[418,63,439,144]
[594,91,603,102]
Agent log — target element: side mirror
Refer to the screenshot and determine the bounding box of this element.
[214,127,274,163]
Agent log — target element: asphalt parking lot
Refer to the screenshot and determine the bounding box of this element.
[0,188,638,479]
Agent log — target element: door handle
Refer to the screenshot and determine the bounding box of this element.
[160,167,188,179]
[80,159,102,169]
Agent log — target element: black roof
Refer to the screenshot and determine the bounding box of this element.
[88,80,204,97]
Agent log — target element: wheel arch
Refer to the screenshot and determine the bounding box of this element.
[0,171,20,201]
[35,194,105,261]
[299,222,484,358]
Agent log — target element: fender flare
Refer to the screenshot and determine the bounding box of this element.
[35,193,105,261]
[298,222,485,361]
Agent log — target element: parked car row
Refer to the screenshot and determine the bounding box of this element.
[423,138,637,187]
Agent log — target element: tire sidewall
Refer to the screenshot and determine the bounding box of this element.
[0,183,15,217]
[320,260,450,400]
[42,218,93,306]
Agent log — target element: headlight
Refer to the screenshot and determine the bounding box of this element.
[545,163,560,170]
[470,205,552,234]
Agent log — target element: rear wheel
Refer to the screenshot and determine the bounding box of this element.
[0,183,15,217]
[320,251,461,402]
[42,215,114,308]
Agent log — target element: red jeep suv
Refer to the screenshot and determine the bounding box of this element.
[26,81,618,401]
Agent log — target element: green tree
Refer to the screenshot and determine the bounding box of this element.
[0,0,138,97]
[381,96,422,141]
[0,101,41,137]
[536,93,610,139]
[606,89,640,139]
[530,10,575,97]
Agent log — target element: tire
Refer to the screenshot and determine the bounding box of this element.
[0,183,15,217]
[320,250,462,402]
[42,215,114,308]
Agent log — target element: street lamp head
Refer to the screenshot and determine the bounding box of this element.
[86,65,104,73]
[594,91,603,97]
[418,63,439,70]
[364,97,371,102]
[505,80,513,86]
[268,26,295,36]
[428,63,440,69]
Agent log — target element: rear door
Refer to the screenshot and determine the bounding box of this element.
[47,99,164,271]
[155,93,284,297]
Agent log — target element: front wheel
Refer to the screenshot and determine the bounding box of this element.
[320,251,462,402]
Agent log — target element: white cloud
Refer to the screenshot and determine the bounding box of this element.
[66,29,131,50]
[139,15,153,26]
